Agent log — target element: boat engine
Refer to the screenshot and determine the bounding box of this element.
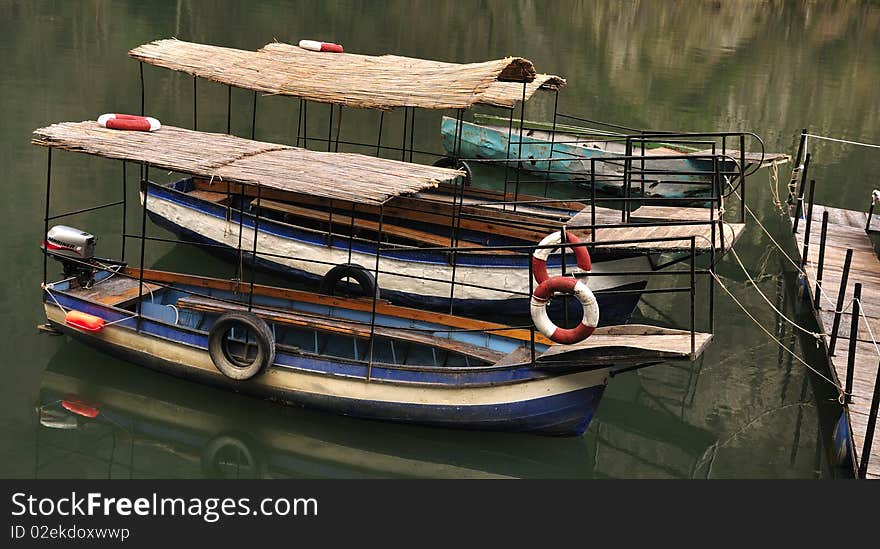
[41,225,99,288]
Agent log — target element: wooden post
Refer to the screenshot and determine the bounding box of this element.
[845,283,862,404]
[829,249,853,355]
[859,359,880,478]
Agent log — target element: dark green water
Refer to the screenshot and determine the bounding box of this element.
[3,0,879,478]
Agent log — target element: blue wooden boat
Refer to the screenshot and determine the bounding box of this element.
[145,177,651,325]
[39,268,707,436]
[440,117,733,198]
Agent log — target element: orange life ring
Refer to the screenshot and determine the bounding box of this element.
[531,230,591,284]
[529,276,599,345]
[98,113,161,132]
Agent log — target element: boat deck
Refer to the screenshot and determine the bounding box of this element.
[61,274,712,370]
[569,206,743,252]
[793,204,880,479]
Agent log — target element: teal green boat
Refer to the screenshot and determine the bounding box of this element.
[440,116,778,199]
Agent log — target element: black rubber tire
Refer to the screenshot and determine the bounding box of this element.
[320,263,380,299]
[431,156,473,186]
[208,311,275,380]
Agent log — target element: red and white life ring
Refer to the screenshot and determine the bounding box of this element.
[530,276,599,345]
[531,230,591,284]
[97,113,161,132]
[298,39,344,53]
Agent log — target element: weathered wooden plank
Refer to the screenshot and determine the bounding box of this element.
[66,276,162,307]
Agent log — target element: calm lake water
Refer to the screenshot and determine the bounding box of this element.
[2,0,879,478]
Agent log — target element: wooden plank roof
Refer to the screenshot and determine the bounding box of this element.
[32,121,462,204]
[128,39,564,111]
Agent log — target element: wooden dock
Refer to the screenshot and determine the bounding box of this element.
[792,203,880,479]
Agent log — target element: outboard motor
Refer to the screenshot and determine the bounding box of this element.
[41,225,98,288]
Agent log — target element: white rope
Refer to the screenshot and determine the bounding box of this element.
[728,247,824,340]
[41,285,67,314]
[711,272,843,393]
[805,133,880,150]
[732,187,840,311]
[853,297,880,360]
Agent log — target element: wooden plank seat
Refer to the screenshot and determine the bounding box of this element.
[65,275,163,307]
[175,295,508,364]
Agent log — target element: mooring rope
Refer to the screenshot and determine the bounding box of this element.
[805,133,880,150]
[711,271,843,393]
[728,247,825,340]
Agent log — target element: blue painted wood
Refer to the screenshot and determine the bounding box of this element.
[440,118,725,198]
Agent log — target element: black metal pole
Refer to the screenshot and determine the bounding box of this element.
[248,185,261,311]
[845,282,862,404]
[136,164,149,330]
[139,62,144,116]
[43,148,52,285]
[251,90,257,141]
[690,236,696,357]
[859,359,880,478]
[789,128,807,203]
[295,99,303,147]
[367,206,384,381]
[792,153,811,234]
[375,111,384,157]
[801,179,816,268]
[334,106,343,153]
[739,133,746,220]
[226,85,232,135]
[513,82,526,212]
[814,210,829,309]
[408,107,415,163]
[121,161,127,260]
[327,103,334,152]
[400,107,408,161]
[829,248,853,355]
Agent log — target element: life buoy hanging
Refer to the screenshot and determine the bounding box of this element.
[298,39,344,53]
[531,230,591,284]
[97,113,161,132]
[530,276,599,345]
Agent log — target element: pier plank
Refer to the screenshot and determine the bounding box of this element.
[791,203,880,478]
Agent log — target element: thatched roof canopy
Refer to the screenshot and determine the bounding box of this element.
[32,122,463,204]
[128,39,564,111]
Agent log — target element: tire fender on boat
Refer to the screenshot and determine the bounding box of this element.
[531,230,591,284]
[530,276,599,345]
[320,263,380,299]
[97,113,161,132]
[431,156,473,186]
[208,311,275,380]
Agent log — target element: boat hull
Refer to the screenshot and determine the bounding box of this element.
[440,118,723,198]
[145,182,650,324]
[44,303,607,436]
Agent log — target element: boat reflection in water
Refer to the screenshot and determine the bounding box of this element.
[35,342,728,479]
[34,343,597,479]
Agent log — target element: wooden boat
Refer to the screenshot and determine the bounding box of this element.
[440,116,786,198]
[40,267,709,436]
[34,120,715,436]
[145,176,652,324]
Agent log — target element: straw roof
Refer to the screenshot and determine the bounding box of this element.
[32,122,463,204]
[128,39,564,111]
[480,74,567,108]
